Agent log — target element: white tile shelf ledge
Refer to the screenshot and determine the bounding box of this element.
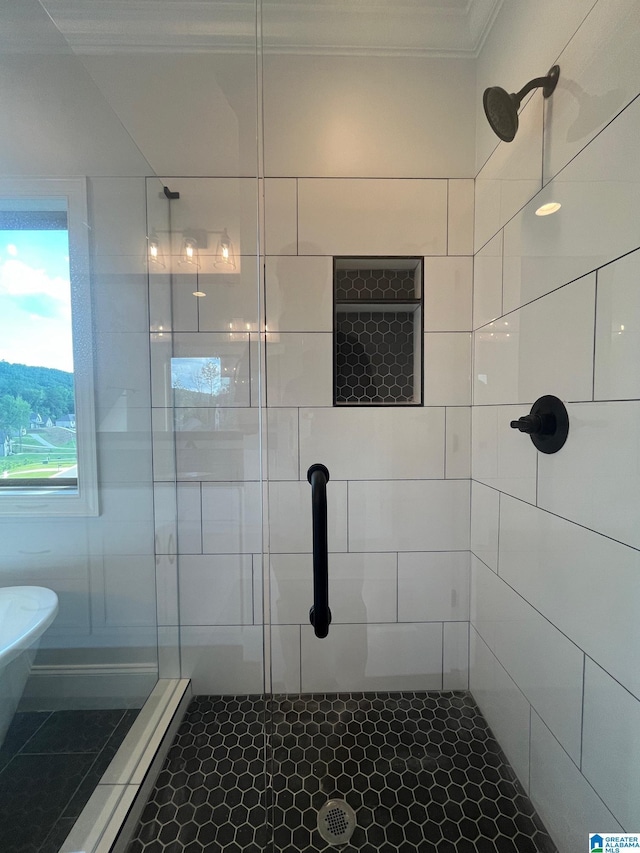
[57,679,191,853]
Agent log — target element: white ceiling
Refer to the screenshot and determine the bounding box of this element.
[39,0,504,56]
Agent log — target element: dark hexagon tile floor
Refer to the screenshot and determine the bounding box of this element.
[128,692,557,853]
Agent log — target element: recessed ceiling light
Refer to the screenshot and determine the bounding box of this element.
[535,201,562,216]
[192,290,206,298]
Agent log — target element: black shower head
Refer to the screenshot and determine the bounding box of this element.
[483,65,560,143]
[483,86,520,142]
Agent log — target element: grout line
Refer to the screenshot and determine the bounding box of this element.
[470,549,497,575]
[541,82,546,189]
[345,480,349,553]
[396,551,399,623]
[299,623,302,693]
[529,695,625,828]
[528,704,532,794]
[12,711,53,756]
[474,548,615,690]
[164,396,635,412]
[495,491,501,575]
[466,619,471,691]
[199,483,204,555]
[443,407,447,478]
[544,90,640,188]
[252,554,257,626]
[584,651,640,707]
[484,486,640,555]
[592,270,598,402]
[579,653,586,772]
[250,619,464,628]
[297,408,301,481]
[500,229,504,318]
[465,397,640,407]
[445,180,450,256]
[441,622,445,690]
[295,178,299,256]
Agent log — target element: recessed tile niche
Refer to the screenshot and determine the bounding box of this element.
[334,258,423,405]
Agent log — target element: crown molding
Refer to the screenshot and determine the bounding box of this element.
[38,0,504,57]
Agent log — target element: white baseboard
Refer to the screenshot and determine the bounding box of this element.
[19,662,159,710]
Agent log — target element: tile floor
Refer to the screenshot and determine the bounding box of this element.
[128,692,557,853]
[0,708,139,853]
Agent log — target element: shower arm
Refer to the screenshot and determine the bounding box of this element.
[514,66,561,104]
[307,464,332,639]
[514,76,549,102]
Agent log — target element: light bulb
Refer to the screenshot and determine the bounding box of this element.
[148,235,165,267]
[182,236,199,266]
[215,228,235,270]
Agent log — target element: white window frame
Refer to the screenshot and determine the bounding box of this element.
[0,178,98,517]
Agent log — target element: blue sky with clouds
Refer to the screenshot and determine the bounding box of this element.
[0,230,74,373]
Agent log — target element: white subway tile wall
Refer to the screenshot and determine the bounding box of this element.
[469,629,531,791]
[473,230,503,330]
[582,659,640,829]
[149,176,474,696]
[445,405,471,479]
[470,2,640,847]
[529,710,623,853]
[470,481,499,571]
[474,93,543,253]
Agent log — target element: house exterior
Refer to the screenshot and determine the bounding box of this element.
[55,414,76,429]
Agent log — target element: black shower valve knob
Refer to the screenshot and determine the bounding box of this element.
[510,413,554,435]
[509,395,569,454]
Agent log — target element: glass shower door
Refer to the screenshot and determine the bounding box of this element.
[0,2,165,848]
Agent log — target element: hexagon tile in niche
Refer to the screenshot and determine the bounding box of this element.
[127,692,557,853]
[336,314,415,404]
[335,269,416,302]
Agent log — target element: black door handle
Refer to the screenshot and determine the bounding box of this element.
[307,463,331,638]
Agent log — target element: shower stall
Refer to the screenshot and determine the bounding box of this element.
[0,1,639,852]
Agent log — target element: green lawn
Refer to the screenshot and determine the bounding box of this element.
[4,466,74,479]
[3,432,77,478]
[1,452,77,477]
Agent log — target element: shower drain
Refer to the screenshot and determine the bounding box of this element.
[317,799,357,846]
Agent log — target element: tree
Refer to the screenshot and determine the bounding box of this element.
[0,395,30,449]
[201,360,221,397]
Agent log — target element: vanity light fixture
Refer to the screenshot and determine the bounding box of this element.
[215,228,236,270]
[535,201,562,216]
[147,231,165,267]
[484,65,560,142]
[182,235,200,267]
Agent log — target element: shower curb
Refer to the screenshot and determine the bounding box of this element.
[56,678,192,853]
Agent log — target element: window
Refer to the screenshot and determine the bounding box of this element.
[334,257,423,405]
[0,179,98,516]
